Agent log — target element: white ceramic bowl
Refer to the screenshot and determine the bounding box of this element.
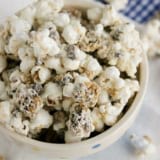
[0,0,148,160]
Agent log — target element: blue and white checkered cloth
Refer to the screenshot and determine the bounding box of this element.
[99,0,160,23]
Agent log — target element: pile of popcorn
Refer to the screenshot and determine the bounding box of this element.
[0,0,143,143]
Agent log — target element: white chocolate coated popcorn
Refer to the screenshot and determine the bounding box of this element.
[42,82,62,110]
[62,20,86,44]
[130,134,156,158]
[53,13,70,28]
[15,86,43,119]
[0,0,142,143]
[8,16,31,35]
[9,111,30,136]
[91,108,104,132]
[100,6,119,26]
[35,0,64,25]
[29,109,53,135]
[31,66,51,84]
[20,56,36,73]
[65,104,94,143]
[30,29,60,58]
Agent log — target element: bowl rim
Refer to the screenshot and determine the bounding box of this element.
[0,0,149,151]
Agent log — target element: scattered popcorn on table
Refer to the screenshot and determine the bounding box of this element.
[141,19,160,57]
[0,0,143,143]
[130,134,156,158]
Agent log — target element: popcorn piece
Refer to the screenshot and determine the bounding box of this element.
[74,73,90,84]
[0,101,13,124]
[8,16,31,35]
[54,72,74,86]
[18,5,36,25]
[130,134,156,158]
[103,66,120,79]
[99,103,123,126]
[62,58,80,71]
[30,109,53,135]
[87,8,102,22]
[31,83,43,94]
[97,39,117,60]
[20,56,36,73]
[39,22,60,43]
[9,111,30,136]
[62,45,87,71]
[98,89,110,105]
[91,108,104,132]
[53,111,67,131]
[0,55,7,73]
[95,24,104,37]
[31,66,51,84]
[73,47,87,62]
[35,0,64,24]
[62,98,73,112]
[78,30,101,52]
[15,86,43,119]
[100,6,119,26]
[42,82,62,110]
[73,81,100,108]
[53,13,70,28]
[30,29,60,58]
[65,104,94,143]
[62,25,78,44]
[80,56,102,79]
[9,69,24,90]
[44,57,65,74]
[114,79,139,105]
[18,45,34,60]
[65,45,87,62]
[5,33,29,59]
[62,20,86,44]
[63,83,74,97]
